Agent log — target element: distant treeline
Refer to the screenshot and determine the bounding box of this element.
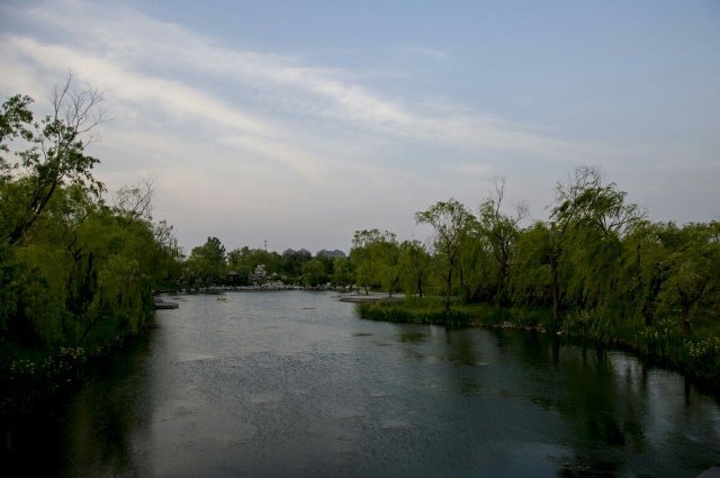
[181,239,349,288]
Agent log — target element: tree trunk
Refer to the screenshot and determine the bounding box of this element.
[494,259,509,309]
[494,268,506,309]
[642,301,655,327]
[682,303,692,336]
[445,269,453,311]
[551,258,559,330]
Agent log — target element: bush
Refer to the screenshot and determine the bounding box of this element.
[633,316,684,357]
[563,309,614,341]
[2,346,87,417]
[684,336,720,379]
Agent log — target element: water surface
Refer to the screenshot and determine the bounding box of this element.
[44,292,720,476]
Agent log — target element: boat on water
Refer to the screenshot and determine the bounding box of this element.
[154,298,179,309]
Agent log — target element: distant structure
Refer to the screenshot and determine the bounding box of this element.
[250,264,268,286]
[227,270,240,285]
[316,249,346,258]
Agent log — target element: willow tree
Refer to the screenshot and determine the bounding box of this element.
[415,199,475,310]
[476,177,527,308]
[332,256,352,288]
[73,208,160,346]
[398,240,431,298]
[548,166,643,327]
[1,81,181,354]
[563,172,642,315]
[349,229,398,295]
[619,218,696,327]
[0,78,106,346]
[375,235,401,296]
[510,221,554,308]
[658,222,720,335]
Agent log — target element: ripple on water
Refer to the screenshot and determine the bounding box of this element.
[50,291,720,478]
[176,352,216,363]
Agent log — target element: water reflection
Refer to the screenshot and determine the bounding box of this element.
[487,329,718,476]
[31,292,720,477]
[61,322,158,476]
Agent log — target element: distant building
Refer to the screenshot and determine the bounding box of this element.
[227,270,240,285]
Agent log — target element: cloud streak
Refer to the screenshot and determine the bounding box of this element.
[1,0,584,161]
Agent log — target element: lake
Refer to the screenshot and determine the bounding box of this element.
[24,291,720,476]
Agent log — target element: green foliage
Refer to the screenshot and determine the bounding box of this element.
[279,248,311,283]
[358,301,472,327]
[350,229,399,295]
[1,79,106,246]
[630,316,720,382]
[474,177,525,307]
[634,316,685,357]
[347,166,719,386]
[518,308,553,328]
[2,346,86,416]
[302,258,328,287]
[657,222,720,332]
[415,198,475,308]
[332,256,352,288]
[185,236,227,286]
[510,221,553,307]
[398,240,431,297]
[1,84,184,414]
[562,309,614,342]
[684,337,720,379]
[222,246,348,287]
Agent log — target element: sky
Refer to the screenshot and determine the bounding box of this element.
[1,0,719,254]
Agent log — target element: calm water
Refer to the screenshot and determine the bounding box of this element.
[33,292,720,476]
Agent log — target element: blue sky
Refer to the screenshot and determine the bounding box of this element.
[1,0,718,253]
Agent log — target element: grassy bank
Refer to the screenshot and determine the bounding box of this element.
[357,298,720,391]
[358,297,472,326]
[358,297,553,329]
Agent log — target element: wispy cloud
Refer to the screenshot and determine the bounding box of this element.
[0,0,584,160]
[393,46,450,60]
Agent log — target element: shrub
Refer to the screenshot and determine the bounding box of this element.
[684,336,720,379]
[634,316,684,357]
[563,309,614,341]
[357,302,472,326]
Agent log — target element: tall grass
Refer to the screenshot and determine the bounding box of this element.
[357,300,472,327]
[562,309,614,342]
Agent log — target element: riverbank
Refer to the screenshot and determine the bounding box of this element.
[153,284,353,295]
[357,298,720,395]
[337,291,404,303]
[0,310,158,457]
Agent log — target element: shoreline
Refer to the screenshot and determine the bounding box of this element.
[356,298,720,398]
